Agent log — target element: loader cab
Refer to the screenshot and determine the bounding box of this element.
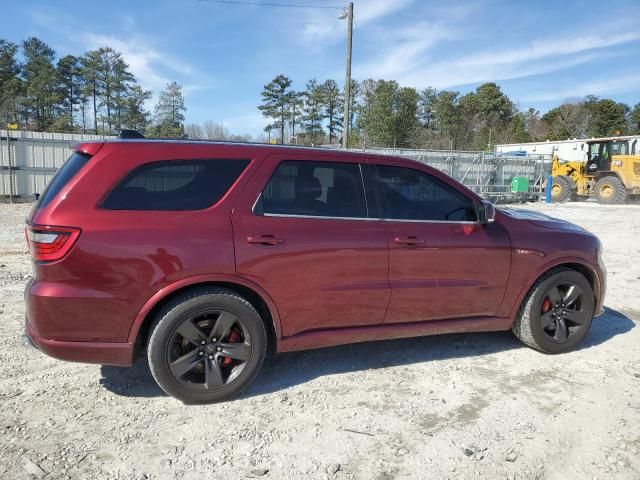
[586,140,629,173]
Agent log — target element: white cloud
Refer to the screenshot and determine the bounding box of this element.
[301,0,414,44]
[358,28,640,89]
[520,73,640,103]
[443,32,640,71]
[354,22,463,79]
[83,33,193,93]
[28,9,193,92]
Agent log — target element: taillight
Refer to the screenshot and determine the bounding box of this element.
[25,225,81,262]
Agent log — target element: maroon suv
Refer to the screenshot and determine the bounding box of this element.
[24,139,606,403]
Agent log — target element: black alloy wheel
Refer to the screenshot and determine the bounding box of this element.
[147,287,267,403]
[539,282,588,343]
[167,309,252,390]
[512,268,595,354]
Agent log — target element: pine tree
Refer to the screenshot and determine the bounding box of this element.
[0,38,22,126]
[361,79,395,147]
[393,87,419,148]
[287,91,304,142]
[302,79,324,144]
[56,55,80,131]
[630,103,640,134]
[585,96,629,136]
[258,74,293,144]
[417,87,437,130]
[122,85,151,132]
[21,37,59,131]
[111,55,135,131]
[318,79,343,144]
[152,81,186,137]
[80,50,103,134]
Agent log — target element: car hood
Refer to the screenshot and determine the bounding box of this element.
[499,208,586,232]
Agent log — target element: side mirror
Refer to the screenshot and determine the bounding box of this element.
[476,200,496,224]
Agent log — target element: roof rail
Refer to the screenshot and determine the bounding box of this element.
[119,129,145,139]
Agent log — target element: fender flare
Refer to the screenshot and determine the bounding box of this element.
[126,273,283,344]
[505,256,602,322]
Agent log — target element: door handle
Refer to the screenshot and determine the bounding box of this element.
[394,236,424,246]
[246,235,284,246]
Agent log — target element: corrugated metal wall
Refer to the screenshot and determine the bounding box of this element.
[0,130,113,200]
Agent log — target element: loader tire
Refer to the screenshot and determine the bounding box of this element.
[550,176,574,203]
[594,176,627,204]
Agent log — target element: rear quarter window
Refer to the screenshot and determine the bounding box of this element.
[36,151,91,209]
[102,159,250,211]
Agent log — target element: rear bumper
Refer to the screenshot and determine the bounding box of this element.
[24,318,134,366]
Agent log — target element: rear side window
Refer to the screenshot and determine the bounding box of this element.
[102,159,249,210]
[371,164,477,222]
[37,151,91,209]
[255,160,367,218]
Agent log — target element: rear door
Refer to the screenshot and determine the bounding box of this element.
[232,153,390,337]
[363,160,511,323]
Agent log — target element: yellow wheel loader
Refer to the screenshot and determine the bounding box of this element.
[550,137,640,204]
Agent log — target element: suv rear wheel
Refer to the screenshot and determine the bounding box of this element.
[512,268,594,353]
[147,287,267,403]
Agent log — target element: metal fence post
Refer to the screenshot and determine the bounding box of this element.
[6,135,13,204]
[480,151,485,198]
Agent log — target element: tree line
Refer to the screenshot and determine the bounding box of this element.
[0,36,186,137]
[259,75,640,150]
[3,35,640,148]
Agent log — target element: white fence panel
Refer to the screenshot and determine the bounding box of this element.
[0,130,113,201]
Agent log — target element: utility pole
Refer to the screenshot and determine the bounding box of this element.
[341,2,353,150]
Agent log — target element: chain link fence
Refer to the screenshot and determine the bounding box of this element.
[359,147,551,203]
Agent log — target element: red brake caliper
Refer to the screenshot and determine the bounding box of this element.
[542,297,552,314]
[222,329,241,366]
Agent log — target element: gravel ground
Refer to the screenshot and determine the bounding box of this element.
[0,201,639,480]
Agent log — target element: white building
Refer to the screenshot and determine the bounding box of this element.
[496,135,640,162]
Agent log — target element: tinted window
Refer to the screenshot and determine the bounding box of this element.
[371,165,477,221]
[610,141,628,155]
[37,152,91,209]
[102,159,249,210]
[256,160,367,218]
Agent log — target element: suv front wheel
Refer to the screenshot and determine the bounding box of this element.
[147,287,267,403]
[512,268,595,353]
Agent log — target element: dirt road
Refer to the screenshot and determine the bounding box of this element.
[1,201,638,480]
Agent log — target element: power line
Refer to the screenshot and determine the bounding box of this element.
[197,0,343,9]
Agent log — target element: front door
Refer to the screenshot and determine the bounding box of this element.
[364,161,511,323]
[232,154,390,337]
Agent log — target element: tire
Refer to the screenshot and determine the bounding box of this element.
[550,176,574,202]
[594,176,627,204]
[147,287,267,404]
[512,268,595,354]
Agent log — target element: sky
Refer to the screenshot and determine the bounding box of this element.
[4,0,640,136]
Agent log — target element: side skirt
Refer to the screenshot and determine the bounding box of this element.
[277,316,513,353]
